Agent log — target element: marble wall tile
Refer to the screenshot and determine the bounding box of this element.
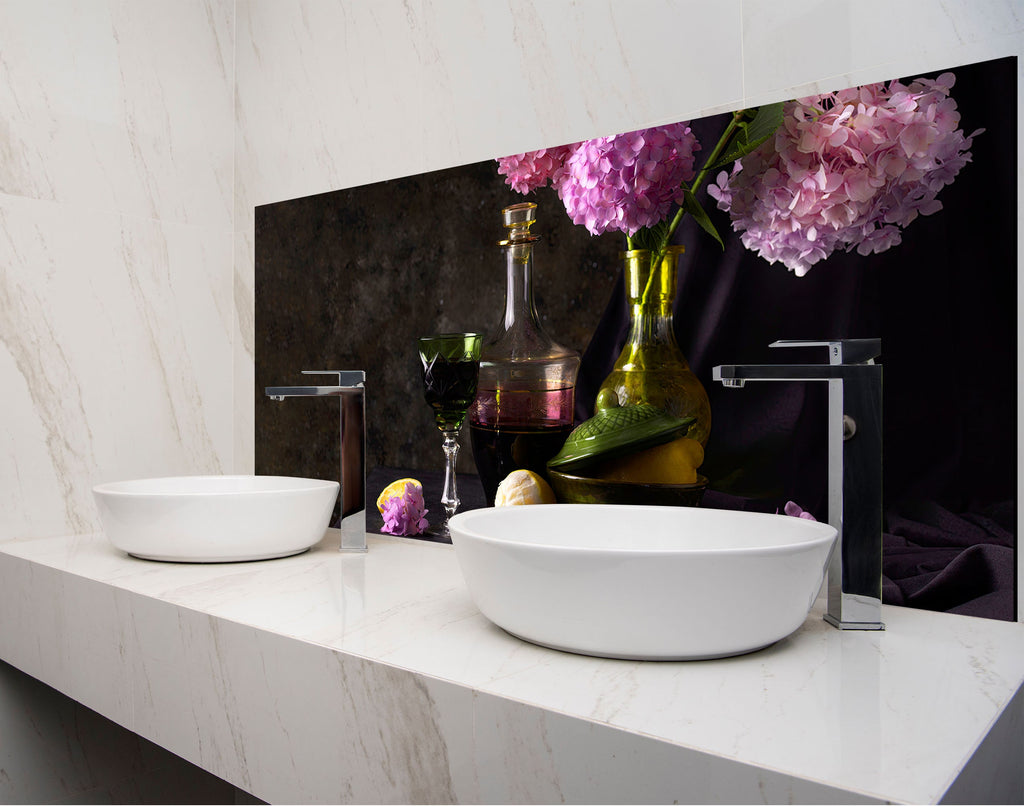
[1,0,236,538]
[233,228,256,475]
[741,0,1024,103]
[0,194,233,539]
[0,0,234,227]
[234,0,745,214]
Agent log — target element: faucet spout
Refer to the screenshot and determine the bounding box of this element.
[265,371,367,553]
[714,363,879,383]
[265,370,368,399]
[713,339,884,630]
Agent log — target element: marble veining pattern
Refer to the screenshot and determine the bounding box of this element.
[1,531,1021,803]
[0,202,96,536]
[1,0,235,539]
[0,196,233,539]
[0,0,233,226]
[743,0,1024,104]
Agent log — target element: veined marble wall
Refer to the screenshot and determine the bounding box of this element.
[1,0,235,542]
[234,0,1024,622]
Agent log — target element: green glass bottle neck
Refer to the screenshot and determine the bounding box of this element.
[622,248,684,351]
[626,302,679,346]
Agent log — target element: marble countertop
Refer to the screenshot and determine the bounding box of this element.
[1,528,1022,804]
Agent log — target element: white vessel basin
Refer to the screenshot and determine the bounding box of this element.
[93,475,339,562]
[448,504,837,661]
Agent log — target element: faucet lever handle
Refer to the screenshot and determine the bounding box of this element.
[769,339,881,365]
[301,370,366,387]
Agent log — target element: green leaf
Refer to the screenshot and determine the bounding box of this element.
[706,102,785,173]
[631,221,672,254]
[682,188,723,250]
[744,102,785,147]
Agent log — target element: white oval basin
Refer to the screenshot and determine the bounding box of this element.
[448,504,837,661]
[93,475,339,562]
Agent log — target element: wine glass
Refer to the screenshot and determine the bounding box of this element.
[418,333,482,538]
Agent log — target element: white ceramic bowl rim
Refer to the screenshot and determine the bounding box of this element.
[449,504,837,556]
[92,475,338,497]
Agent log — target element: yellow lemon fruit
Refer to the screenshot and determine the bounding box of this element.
[494,469,557,506]
[592,437,704,484]
[376,478,422,513]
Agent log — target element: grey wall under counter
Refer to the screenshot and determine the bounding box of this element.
[254,158,620,482]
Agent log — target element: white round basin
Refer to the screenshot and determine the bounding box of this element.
[448,504,837,661]
[93,475,339,562]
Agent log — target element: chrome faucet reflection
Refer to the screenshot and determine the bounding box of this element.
[265,371,367,553]
[713,339,884,630]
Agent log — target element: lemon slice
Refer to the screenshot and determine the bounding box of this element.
[494,470,557,506]
[376,478,422,513]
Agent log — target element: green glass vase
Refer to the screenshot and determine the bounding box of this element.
[597,246,711,446]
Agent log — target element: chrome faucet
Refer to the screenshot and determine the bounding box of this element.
[713,339,884,630]
[265,371,367,553]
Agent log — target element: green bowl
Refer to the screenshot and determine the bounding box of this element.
[547,469,708,508]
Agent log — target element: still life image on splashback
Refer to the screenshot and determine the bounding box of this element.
[256,56,1015,620]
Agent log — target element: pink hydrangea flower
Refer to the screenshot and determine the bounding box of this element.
[782,501,817,521]
[496,143,579,194]
[380,481,429,536]
[558,123,701,236]
[708,73,981,275]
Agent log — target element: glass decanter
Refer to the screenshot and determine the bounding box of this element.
[468,202,580,504]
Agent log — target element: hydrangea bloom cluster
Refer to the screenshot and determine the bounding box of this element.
[558,124,700,236]
[497,123,700,237]
[380,481,429,536]
[708,73,980,275]
[496,144,579,194]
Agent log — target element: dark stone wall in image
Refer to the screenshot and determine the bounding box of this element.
[255,159,620,486]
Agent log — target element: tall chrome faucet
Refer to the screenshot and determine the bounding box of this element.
[713,340,884,630]
[265,371,367,553]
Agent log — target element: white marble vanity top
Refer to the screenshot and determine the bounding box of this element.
[1,528,1022,804]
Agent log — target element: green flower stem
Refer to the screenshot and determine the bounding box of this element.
[637,109,748,305]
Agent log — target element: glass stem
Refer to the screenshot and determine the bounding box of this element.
[441,430,460,522]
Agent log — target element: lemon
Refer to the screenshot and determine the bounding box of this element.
[494,469,557,506]
[591,437,704,484]
[376,478,422,513]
